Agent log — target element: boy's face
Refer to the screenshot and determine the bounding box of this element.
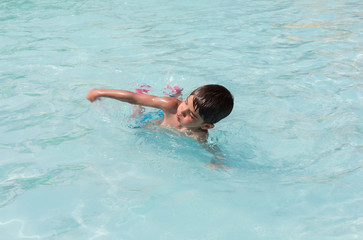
[176,95,214,130]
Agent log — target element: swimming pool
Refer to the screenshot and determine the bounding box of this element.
[0,0,362,239]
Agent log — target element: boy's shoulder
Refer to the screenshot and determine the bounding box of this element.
[155,96,181,112]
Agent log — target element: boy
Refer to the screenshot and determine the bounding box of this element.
[86,84,233,142]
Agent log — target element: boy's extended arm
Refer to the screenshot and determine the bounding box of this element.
[86,88,177,110]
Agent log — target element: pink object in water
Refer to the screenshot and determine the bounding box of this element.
[164,83,183,97]
[135,84,151,94]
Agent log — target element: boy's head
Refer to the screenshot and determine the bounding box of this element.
[190,84,234,125]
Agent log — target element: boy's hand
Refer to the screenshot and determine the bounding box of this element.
[206,162,230,170]
[86,89,101,102]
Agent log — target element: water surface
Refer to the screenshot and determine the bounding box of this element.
[0,0,362,239]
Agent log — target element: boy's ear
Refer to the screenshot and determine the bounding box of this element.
[201,123,214,130]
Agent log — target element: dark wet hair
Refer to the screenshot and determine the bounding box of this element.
[191,84,234,124]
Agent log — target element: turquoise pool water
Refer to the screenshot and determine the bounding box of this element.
[1,0,362,239]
